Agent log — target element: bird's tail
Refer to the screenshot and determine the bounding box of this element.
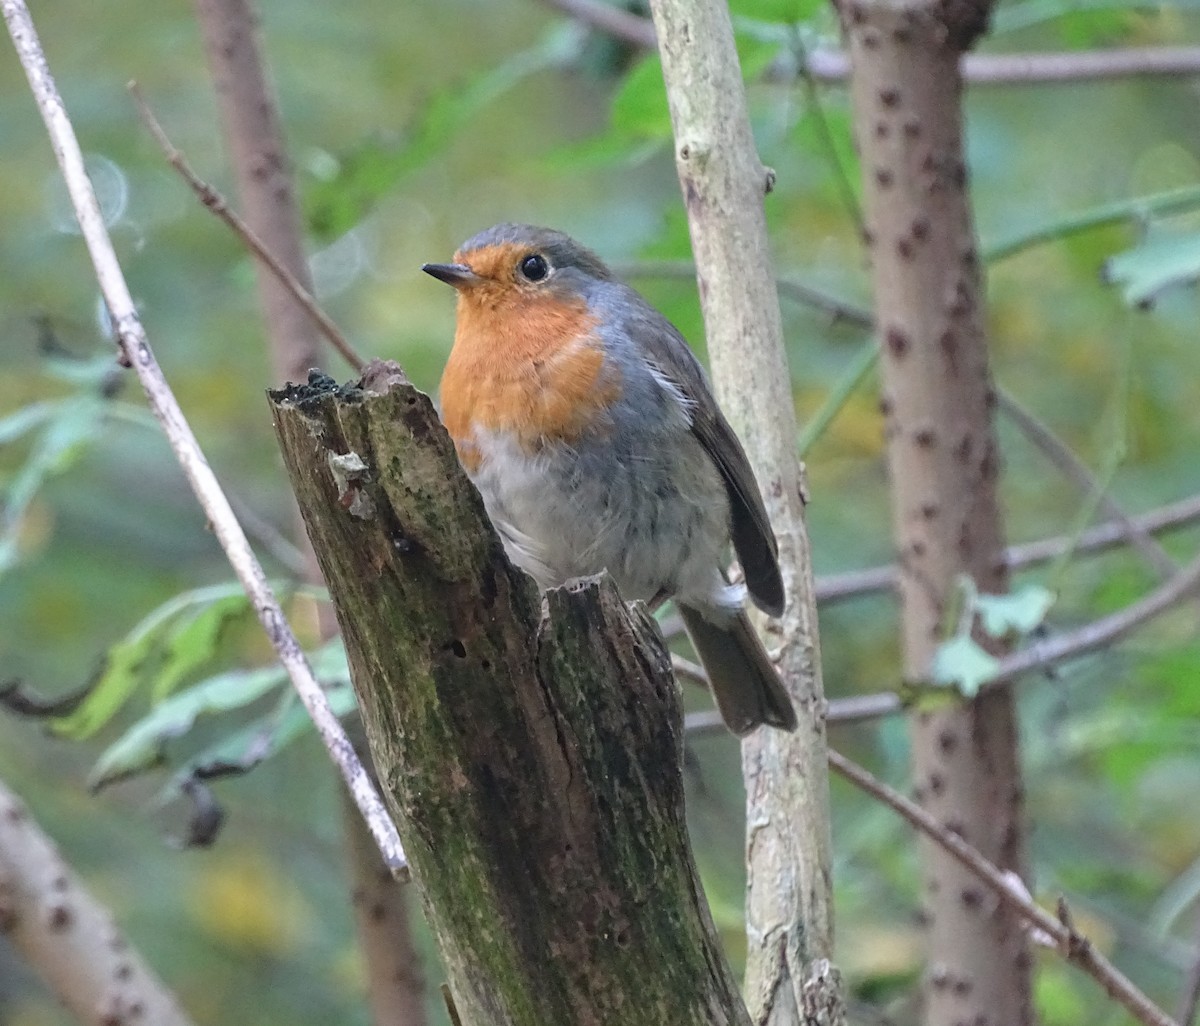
[677,604,797,736]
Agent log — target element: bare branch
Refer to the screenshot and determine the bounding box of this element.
[191,0,321,384]
[997,387,1177,579]
[129,86,366,373]
[612,260,875,329]
[538,4,1200,85]
[543,0,656,48]
[1176,908,1200,1026]
[988,543,1200,688]
[816,492,1200,605]
[685,691,903,737]
[2,0,404,874]
[0,778,196,1026]
[828,749,1179,1026]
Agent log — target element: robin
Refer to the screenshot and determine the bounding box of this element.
[424,223,796,735]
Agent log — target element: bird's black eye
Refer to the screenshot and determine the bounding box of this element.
[519,253,549,282]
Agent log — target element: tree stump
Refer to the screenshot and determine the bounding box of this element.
[269,360,751,1026]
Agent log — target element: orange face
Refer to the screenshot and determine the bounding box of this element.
[438,242,620,469]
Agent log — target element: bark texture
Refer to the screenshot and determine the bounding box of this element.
[836,2,1033,1024]
[0,778,195,1026]
[342,777,429,1026]
[270,362,753,1026]
[646,3,841,1023]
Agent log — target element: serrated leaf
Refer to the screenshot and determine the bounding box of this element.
[930,635,1000,698]
[1104,231,1200,307]
[89,664,289,790]
[975,585,1055,640]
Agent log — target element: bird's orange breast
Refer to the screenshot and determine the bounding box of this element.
[440,289,620,471]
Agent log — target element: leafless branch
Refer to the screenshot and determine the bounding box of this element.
[997,387,1177,580]
[539,3,1200,85]
[987,543,1200,689]
[1177,907,1200,1026]
[0,778,196,1026]
[612,260,874,329]
[828,748,1179,1026]
[543,0,657,48]
[3,0,404,873]
[192,0,322,384]
[129,85,366,374]
[685,690,903,736]
[816,492,1200,605]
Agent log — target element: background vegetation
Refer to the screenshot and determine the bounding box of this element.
[2,0,1199,1023]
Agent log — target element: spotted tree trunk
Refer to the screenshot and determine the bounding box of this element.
[835,3,1034,1025]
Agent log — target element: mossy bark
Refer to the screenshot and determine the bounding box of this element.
[269,360,751,1026]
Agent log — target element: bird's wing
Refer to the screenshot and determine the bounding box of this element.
[628,301,786,616]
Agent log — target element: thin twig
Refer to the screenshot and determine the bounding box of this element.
[611,259,874,328]
[821,539,1200,715]
[997,387,1177,580]
[988,544,1200,688]
[816,490,1200,603]
[1177,907,1200,1026]
[828,748,1179,1026]
[3,1,404,874]
[621,257,1181,589]
[684,690,904,736]
[538,4,1200,85]
[128,84,366,374]
[224,492,311,578]
[986,184,1200,264]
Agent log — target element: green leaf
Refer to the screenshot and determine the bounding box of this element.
[930,635,1000,698]
[51,583,253,738]
[151,594,253,701]
[1,396,107,576]
[91,640,354,792]
[89,664,289,789]
[0,401,58,445]
[610,56,671,140]
[1103,231,1200,307]
[974,585,1055,640]
[304,26,579,240]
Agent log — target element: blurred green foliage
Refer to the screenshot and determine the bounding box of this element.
[2,0,1200,1024]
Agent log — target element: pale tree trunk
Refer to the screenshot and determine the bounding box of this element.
[646,2,842,1023]
[836,2,1033,1024]
[0,777,196,1026]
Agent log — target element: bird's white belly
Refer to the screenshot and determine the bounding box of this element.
[465,427,736,614]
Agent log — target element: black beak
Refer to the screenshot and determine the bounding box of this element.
[422,262,480,289]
